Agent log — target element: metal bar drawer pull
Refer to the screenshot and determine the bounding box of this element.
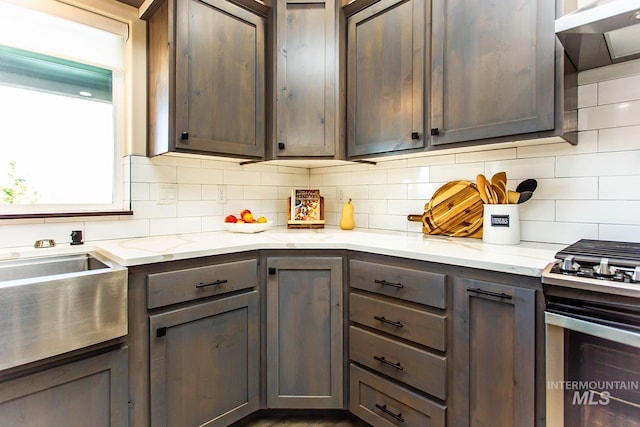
[374,279,404,289]
[375,403,405,423]
[373,315,404,328]
[195,279,228,289]
[373,355,404,370]
[467,287,512,299]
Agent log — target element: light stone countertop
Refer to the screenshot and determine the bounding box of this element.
[0,227,564,277]
[89,227,562,277]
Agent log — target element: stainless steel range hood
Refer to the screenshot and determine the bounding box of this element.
[556,0,640,71]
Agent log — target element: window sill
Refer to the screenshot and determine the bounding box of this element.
[0,210,134,220]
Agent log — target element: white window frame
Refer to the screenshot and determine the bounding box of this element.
[0,0,146,217]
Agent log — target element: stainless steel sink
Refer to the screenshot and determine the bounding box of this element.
[0,252,127,372]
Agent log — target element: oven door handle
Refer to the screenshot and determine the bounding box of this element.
[545,312,640,349]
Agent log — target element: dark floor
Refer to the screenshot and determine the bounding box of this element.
[234,411,370,427]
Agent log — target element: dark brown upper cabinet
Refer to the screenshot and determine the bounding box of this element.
[145,0,267,159]
[346,0,426,157]
[429,0,558,146]
[271,0,343,159]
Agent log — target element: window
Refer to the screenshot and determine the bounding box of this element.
[0,0,132,216]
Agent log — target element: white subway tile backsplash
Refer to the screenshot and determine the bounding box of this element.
[598,125,640,152]
[455,148,516,163]
[407,183,439,200]
[430,162,483,182]
[598,74,640,105]
[243,185,278,200]
[387,166,429,183]
[352,170,386,185]
[520,221,598,244]
[533,177,598,200]
[519,200,555,221]
[179,167,223,184]
[557,200,640,225]
[131,163,176,183]
[150,217,202,236]
[131,201,177,218]
[578,83,598,108]
[130,183,150,201]
[178,184,202,201]
[407,154,455,167]
[368,214,408,232]
[578,100,640,130]
[86,219,149,241]
[599,224,640,243]
[516,137,597,158]
[321,172,353,186]
[178,201,222,217]
[599,176,640,200]
[369,184,407,200]
[224,170,260,184]
[485,157,555,180]
[556,151,640,177]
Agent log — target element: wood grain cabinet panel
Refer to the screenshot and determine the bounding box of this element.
[149,291,259,427]
[430,0,556,145]
[349,292,446,351]
[147,259,258,308]
[346,0,426,157]
[146,0,266,159]
[266,257,344,408]
[350,364,446,427]
[349,326,447,400]
[349,259,446,309]
[0,348,128,427]
[452,277,535,427]
[273,0,341,158]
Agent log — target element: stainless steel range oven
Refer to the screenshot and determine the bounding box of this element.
[542,239,640,427]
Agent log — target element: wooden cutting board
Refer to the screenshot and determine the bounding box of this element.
[408,180,484,238]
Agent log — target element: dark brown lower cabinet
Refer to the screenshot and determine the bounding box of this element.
[149,291,259,427]
[0,347,128,427]
[350,364,446,426]
[452,277,535,427]
[266,257,344,409]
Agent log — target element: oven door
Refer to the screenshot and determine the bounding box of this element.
[546,312,640,426]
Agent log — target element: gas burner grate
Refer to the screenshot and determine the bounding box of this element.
[555,239,640,268]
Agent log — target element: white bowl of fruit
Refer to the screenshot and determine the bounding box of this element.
[224,209,271,233]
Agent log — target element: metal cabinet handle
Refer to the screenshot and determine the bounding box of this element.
[195,279,228,289]
[374,279,404,289]
[373,355,403,371]
[373,316,404,328]
[467,287,512,299]
[411,132,420,140]
[278,142,285,150]
[181,132,189,140]
[430,128,440,136]
[375,403,405,423]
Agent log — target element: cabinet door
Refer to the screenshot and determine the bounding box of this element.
[0,348,128,427]
[346,0,425,157]
[266,257,343,408]
[174,0,265,157]
[274,0,338,158]
[430,0,555,145]
[149,291,259,427]
[452,277,535,427]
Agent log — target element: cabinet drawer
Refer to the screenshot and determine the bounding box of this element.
[350,364,446,427]
[349,326,446,400]
[349,259,446,308]
[148,259,257,308]
[350,293,446,351]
